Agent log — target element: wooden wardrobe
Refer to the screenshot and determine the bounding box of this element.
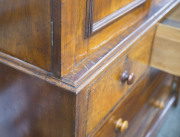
[0,0,180,136]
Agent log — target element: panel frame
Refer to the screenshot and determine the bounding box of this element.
[85,0,147,36]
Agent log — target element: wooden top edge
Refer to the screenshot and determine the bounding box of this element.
[62,0,179,89]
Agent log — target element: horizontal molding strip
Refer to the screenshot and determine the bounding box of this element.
[0,52,76,93]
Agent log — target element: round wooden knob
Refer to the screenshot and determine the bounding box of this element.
[121,71,135,85]
[153,100,165,109]
[115,119,129,133]
[127,73,135,85]
[121,70,129,82]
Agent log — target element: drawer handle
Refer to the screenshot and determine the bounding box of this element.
[151,99,165,109]
[121,70,135,85]
[115,118,129,133]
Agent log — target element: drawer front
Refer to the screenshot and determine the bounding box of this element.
[94,73,174,137]
[122,75,174,137]
[151,4,180,76]
[86,0,151,36]
[86,27,155,135]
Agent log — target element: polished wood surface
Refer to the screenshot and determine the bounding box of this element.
[0,63,76,137]
[0,0,52,71]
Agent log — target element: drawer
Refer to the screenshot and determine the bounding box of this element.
[122,75,175,137]
[86,27,155,135]
[94,73,174,137]
[151,4,180,76]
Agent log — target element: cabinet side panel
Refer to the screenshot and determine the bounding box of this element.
[0,0,52,71]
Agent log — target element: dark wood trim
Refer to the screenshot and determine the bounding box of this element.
[51,0,61,77]
[85,0,94,36]
[86,0,146,36]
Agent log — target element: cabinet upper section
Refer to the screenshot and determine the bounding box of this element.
[0,0,179,88]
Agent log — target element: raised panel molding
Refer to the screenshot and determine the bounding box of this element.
[86,0,146,36]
